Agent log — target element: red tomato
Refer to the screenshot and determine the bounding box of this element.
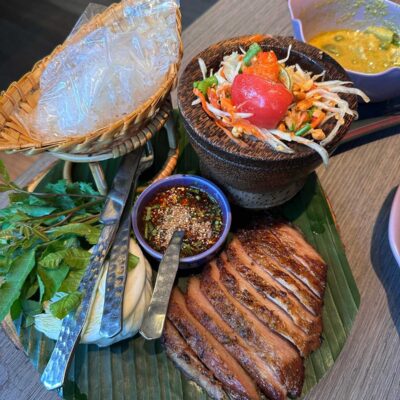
[231,74,293,129]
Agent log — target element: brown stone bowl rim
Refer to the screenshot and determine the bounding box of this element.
[177,35,358,166]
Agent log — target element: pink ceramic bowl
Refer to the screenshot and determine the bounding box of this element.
[389,186,400,266]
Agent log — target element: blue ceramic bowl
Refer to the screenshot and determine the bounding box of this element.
[132,174,232,269]
[288,0,400,102]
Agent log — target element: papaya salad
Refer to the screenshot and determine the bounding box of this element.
[192,42,369,164]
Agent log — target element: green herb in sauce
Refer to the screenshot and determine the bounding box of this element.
[140,186,223,257]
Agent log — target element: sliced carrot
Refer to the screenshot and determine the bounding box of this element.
[207,87,220,109]
[220,97,235,113]
[193,88,216,119]
[231,118,266,141]
[215,120,247,147]
[311,111,326,128]
[278,122,287,132]
[248,34,268,42]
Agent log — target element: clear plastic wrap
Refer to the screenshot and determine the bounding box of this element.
[20,0,180,139]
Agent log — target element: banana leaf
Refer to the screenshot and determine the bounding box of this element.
[13,116,359,399]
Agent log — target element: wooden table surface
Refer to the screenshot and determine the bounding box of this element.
[1,1,400,399]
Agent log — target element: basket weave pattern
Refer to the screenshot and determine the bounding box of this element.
[0,2,183,155]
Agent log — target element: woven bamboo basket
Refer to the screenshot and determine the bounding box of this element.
[0,1,183,155]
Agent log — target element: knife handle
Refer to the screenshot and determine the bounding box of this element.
[139,231,184,340]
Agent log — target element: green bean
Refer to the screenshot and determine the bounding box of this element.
[193,75,218,96]
[243,43,262,66]
[295,123,312,137]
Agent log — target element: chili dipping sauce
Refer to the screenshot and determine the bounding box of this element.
[140,186,223,257]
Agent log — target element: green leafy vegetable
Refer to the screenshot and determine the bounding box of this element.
[63,248,91,270]
[50,291,82,319]
[22,299,42,327]
[59,269,85,293]
[39,250,68,269]
[37,264,69,302]
[48,223,101,244]
[0,250,36,321]
[0,163,104,323]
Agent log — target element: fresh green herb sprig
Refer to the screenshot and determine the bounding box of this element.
[0,160,106,324]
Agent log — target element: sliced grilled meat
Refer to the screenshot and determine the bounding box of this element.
[226,240,322,337]
[168,288,260,400]
[253,215,327,282]
[162,320,228,400]
[234,237,322,316]
[186,277,287,400]
[201,262,304,398]
[238,227,324,299]
[218,253,321,356]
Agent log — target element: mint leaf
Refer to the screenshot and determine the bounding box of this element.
[37,264,69,301]
[128,254,139,271]
[63,248,90,270]
[0,249,36,322]
[59,269,85,293]
[50,291,82,319]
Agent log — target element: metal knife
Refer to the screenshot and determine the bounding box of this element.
[99,145,153,338]
[41,149,143,390]
[140,230,184,340]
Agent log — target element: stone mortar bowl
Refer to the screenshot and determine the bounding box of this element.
[178,35,357,209]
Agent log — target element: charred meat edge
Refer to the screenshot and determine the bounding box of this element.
[186,277,286,400]
[162,320,229,400]
[234,238,322,316]
[218,254,321,356]
[226,241,322,336]
[201,261,304,398]
[168,288,260,400]
[237,228,324,299]
[265,219,327,280]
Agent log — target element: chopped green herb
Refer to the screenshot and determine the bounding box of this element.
[295,123,312,137]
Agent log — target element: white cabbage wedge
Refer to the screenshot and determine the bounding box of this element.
[34,239,152,347]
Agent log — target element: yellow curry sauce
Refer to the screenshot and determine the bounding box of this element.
[309,27,400,74]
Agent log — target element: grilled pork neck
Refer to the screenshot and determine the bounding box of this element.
[163,215,327,400]
[162,320,228,400]
[168,288,260,400]
[187,277,287,400]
